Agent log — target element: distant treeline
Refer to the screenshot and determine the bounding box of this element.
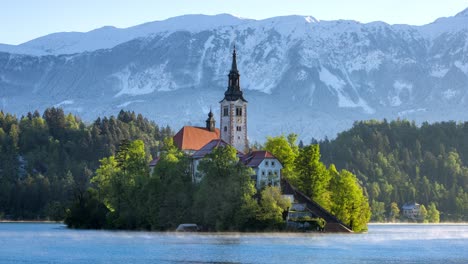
[319,120,468,221]
[0,108,172,220]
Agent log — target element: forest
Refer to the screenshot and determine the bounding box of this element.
[0,109,466,226]
[319,120,468,221]
[0,108,172,220]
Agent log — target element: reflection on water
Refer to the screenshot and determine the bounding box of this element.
[0,223,467,264]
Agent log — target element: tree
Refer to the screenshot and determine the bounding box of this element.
[153,137,193,230]
[265,134,299,180]
[294,145,331,209]
[389,202,400,222]
[257,186,291,229]
[371,200,385,222]
[426,202,440,223]
[419,204,428,223]
[91,140,149,229]
[329,166,371,232]
[193,145,258,231]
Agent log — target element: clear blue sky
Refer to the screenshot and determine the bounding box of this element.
[2,0,468,45]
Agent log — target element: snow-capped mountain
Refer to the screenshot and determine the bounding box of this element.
[1,10,468,141]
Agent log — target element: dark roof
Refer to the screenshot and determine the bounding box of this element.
[192,139,244,159]
[173,126,220,151]
[242,150,278,167]
[222,48,247,102]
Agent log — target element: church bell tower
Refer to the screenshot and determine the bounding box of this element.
[220,47,248,152]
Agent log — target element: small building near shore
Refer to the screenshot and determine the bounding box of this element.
[401,202,421,220]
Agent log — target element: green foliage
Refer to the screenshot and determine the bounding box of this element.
[320,119,468,221]
[294,145,331,209]
[256,186,291,230]
[266,134,371,231]
[419,205,428,222]
[65,189,109,229]
[265,134,299,180]
[153,138,193,230]
[371,200,386,222]
[329,167,371,232]
[193,145,258,231]
[0,108,171,220]
[426,203,440,223]
[389,202,400,222]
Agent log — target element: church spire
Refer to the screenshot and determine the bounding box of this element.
[231,45,238,73]
[219,46,249,153]
[223,46,247,102]
[205,108,216,132]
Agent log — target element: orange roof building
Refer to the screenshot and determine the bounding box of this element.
[173,110,220,153]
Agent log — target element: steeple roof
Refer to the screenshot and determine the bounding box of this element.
[222,46,247,102]
[205,108,216,131]
[231,46,238,73]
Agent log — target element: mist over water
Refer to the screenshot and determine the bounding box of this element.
[0,223,467,264]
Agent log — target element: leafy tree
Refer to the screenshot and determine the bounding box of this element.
[265,134,299,180]
[153,137,193,230]
[426,202,440,223]
[91,140,149,229]
[65,188,108,229]
[294,145,331,209]
[371,200,386,222]
[419,204,428,223]
[256,186,291,229]
[193,145,257,231]
[329,166,371,232]
[389,202,400,222]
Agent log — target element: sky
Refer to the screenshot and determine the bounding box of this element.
[1,0,468,45]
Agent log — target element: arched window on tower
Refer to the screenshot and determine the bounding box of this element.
[236,107,242,116]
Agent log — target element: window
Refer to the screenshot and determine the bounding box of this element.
[223,106,229,116]
[236,126,242,131]
[262,171,265,176]
[274,171,278,176]
[265,161,269,166]
[224,126,227,132]
[236,107,242,116]
[272,161,275,166]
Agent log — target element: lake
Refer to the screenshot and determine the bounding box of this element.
[0,223,467,264]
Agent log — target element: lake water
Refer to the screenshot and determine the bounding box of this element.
[0,223,467,264]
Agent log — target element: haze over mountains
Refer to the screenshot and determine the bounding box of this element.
[1,9,468,141]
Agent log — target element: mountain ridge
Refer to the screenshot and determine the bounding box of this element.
[1,9,468,141]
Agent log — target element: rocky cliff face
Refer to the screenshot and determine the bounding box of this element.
[1,11,468,141]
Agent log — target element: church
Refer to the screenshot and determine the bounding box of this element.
[149,47,354,232]
[151,47,282,190]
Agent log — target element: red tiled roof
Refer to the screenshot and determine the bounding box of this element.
[192,139,244,159]
[173,126,220,151]
[242,150,277,167]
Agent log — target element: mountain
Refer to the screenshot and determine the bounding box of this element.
[1,11,468,141]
